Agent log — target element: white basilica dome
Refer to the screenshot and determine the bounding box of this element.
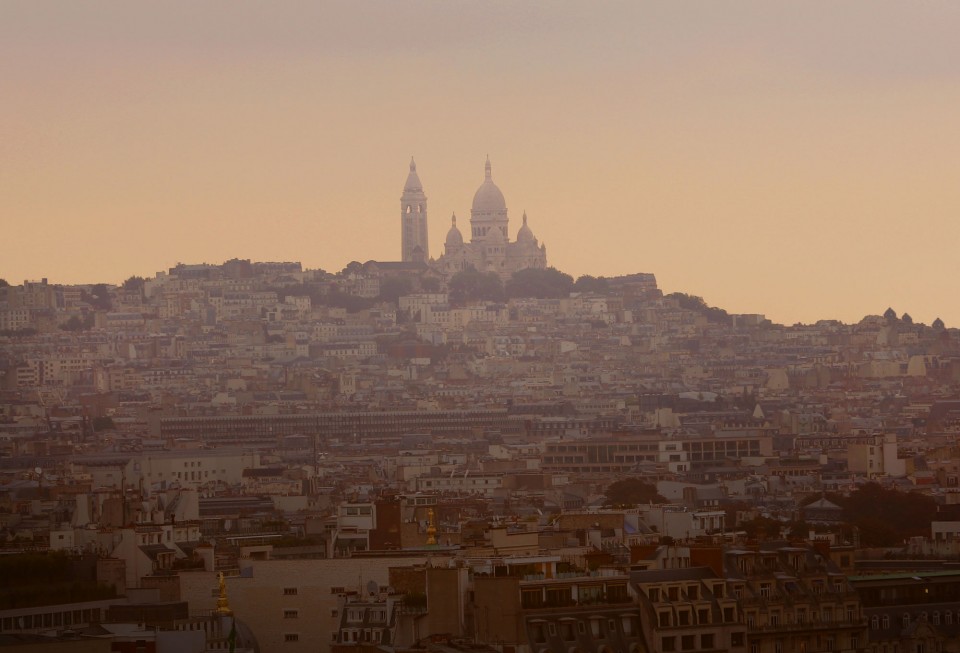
[471,157,507,214]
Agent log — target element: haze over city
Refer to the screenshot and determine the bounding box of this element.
[3,1,960,325]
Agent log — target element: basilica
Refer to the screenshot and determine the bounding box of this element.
[400,157,547,280]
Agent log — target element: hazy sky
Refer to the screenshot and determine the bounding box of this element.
[3,1,960,326]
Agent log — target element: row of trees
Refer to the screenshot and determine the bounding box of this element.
[448,267,611,306]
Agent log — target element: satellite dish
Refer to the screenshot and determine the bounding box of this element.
[366,580,379,596]
[35,467,42,475]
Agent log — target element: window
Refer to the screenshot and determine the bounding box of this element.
[283,587,298,596]
[662,637,676,652]
[701,634,714,649]
[284,610,298,619]
[284,633,299,642]
[532,625,546,643]
[681,635,695,650]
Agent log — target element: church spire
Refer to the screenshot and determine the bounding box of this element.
[404,156,423,192]
[401,157,428,261]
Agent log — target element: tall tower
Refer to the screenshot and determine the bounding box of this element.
[401,157,429,262]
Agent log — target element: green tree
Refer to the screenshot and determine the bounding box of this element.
[322,289,374,313]
[340,261,364,276]
[666,293,731,325]
[122,275,146,296]
[573,275,609,294]
[83,284,113,310]
[449,268,504,305]
[60,316,86,332]
[378,277,413,306]
[420,276,441,293]
[505,267,574,299]
[604,478,666,506]
[839,483,936,546]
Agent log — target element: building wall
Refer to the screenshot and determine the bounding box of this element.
[179,557,451,653]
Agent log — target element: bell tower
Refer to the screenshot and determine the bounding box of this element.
[401,157,429,262]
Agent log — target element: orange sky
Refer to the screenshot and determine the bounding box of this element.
[3,2,959,326]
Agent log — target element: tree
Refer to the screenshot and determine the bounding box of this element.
[933,317,945,330]
[839,483,936,546]
[122,276,146,296]
[901,313,913,325]
[574,275,609,294]
[666,293,731,325]
[448,268,504,305]
[420,276,441,293]
[604,478,666,506]
[340,261,363,276]
[83,284,113,310]
[505,267,574,299]
[0,278,9,287]
[378,277,413,306]
[321,289,374,313]
[60,316,87,332]
[883,307,898,322]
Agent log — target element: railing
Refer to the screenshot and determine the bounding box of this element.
[751,619,866,633]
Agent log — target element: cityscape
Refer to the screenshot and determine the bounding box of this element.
[5,3,960,653]
[2,156,960,653]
